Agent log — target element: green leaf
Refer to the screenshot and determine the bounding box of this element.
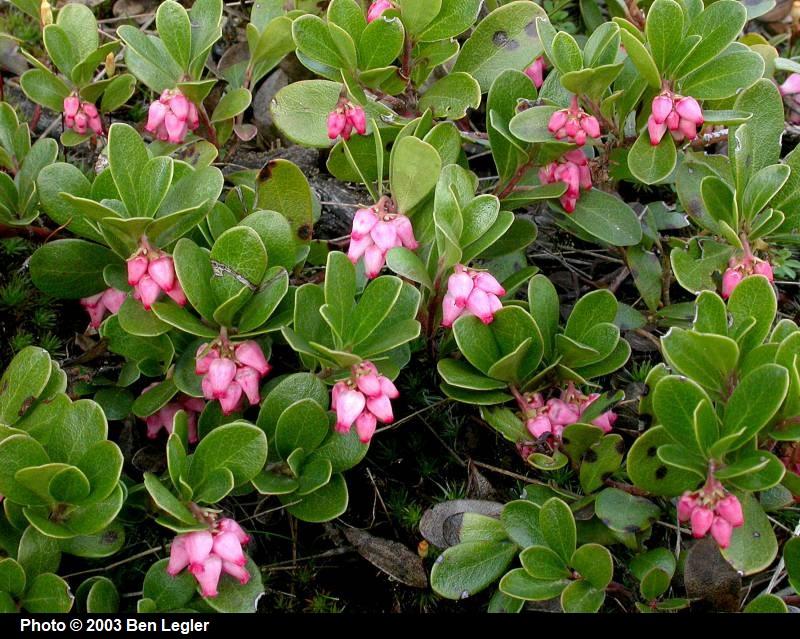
[721,492,777,575]
[419,0,481,41]
[571,543,613,589]
[0,558,26,597]
[727,274,777,356]
[508,105,559,144]
[501,500,545,547]
[679,50,765,100]
[594,487,661,534]
[156,0,192,70]
[430,540,518,599]
[452,1,548,92]
[744,594,788,613]
[520,545,571,580]
[626,427,703,495]
[568,189,643,246]
[281,472,348,522]
[619,29,660,89]
[173,238,216,322]
[722,364,788,449]
[419,73,481,120]
[255,159,314,247]
[18,526,61,579]
[675,0,747,77]
[579,434,625,493]
[203,557,264,612]
[211,88,252,123]
[274,399,329,460]
[628,130,676,185]
[142,558,197,611]
[143,473,196,525]
[539,498,576,563]
[188,422,267,487]
[652,375,712,452]
[661,328,739,394]
[646,0,684,74]
[487,70,538,183]
[499,568,569,601]
[560,579,604,613]
[358,14,404,70]
[390,136,441,214]
[20,69,71,112]
[21,573,73,613]
[0,346,52,426]
[385,247,433,289]
[108,123,149,218]
[551,32,583,74]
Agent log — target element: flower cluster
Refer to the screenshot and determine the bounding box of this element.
[327,98,367,141]
[524,383,618,440]
[196,340,271,415]
[524,56,547,89]
[145,89,199,144]
[63,96,103,136]
[721,254,774,299]
[127,250,187,310]
[347,197,417,278]
[143,389,204,444]
[332,361,399,443]
[647,93,704,145]
[677,481,744,549]
[80,287,126,329]
[167,518,251,598]
[779,74,800,124]
[538,149,592,213]
[367,0,394,22]
[442,264,505,327]
[547,97,601,146]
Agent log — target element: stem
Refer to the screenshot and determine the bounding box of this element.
[494,159,534,200]
[603,479,651,497]
[197,103,219,149]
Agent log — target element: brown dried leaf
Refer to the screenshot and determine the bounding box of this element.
[684,537,741,612]
[342,528,428,589]
[419,499,503,548]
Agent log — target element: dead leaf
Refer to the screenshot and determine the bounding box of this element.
[342,528,428,589]
[419,499,503,548]
[684,538,741,612]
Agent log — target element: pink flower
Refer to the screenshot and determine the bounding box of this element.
[355,411,377,443]
[331,362,399,443]
[351,208,378,240]
[127,255,149,285]
[144,89,198,144]
[142,392,203,444]
[441,265,504,328]
[675,97,703,125]
[80,287,127,329]
[190,555,222,598]
[208,358,237,398]
[547,97,602,146]
[677,494,696,523]
[327,99,368,141]
[212,532,247,566]
[335,389,366,432]
[539,150,592,212]
[448,271,474,307]
[441,294,463,328]
[367,0,393,22]
[715,495,744,527]
[651,95,673,124]
[722,254,774,299]
[63,97,104,137]
[128,251,185,310]
[690,506,714,538]
[218,518,250,545]
[347,200,417,279]
[235,366,261,406]
[327,111,347,140]
[780,73,800,96]
[184,531,214,567]
[222,561,250,585]
[526,415,553,438]
[235,341,271,376]
[167,536,189,576]
[648,93,703,146]
[647,115,668,145]
[721,268,743,299]
[218,381,244,415]
[524,57,547,89]
[64,96,80,118]
[148,256,176,291]
[710,516,733,548]
[347,105,367,135]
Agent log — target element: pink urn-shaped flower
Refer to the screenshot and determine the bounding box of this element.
[347,196,417,279]
[647,92,704,145]
[677,480,744,549]
[145,89,199,144]
[538,149,592,213]
[441,264,505,328]
[331,361,399,443]
[63,96,103,136]
[195,339,271,416]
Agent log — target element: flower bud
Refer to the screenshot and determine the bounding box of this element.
[167,536,190,576]
[474,272,506,297]
[235,366,261,406]
[218,381,243,415]
[208,359,237,398]
[675,97,703,125]
[366,393,394,423]
[40,0,53,26]
[105,52,116,78]
[715,495,744,527]
[184,531,214,567]
[137,276,161,310]
[690,506,714,538]
[721,268,743,299]
[651,95,673,125]
[647,115,667,146]
[527,415,553,438]
[335,389,366,432]
[447,271,474,307]
[355,410,377,443]
[351,208,378,240]
[465,288,496,325]
[212,531,246,566]
[710,515,733,549]
[780,73,800,96]
[441,293,464,328]
[235,341,270,376]
[548,110,569,133]
[367,0,394,22]
[327,111,346,140]
[363,245,386,279]
[190,555,222,598]
[370,220,398,251]
[148,256,176,292]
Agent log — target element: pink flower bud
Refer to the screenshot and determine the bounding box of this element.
[366,393,394,423]
[165,112,188,144]
[336,389,366,432]
[218,381,243,415]
[148,256,176,292]
[356,372,382,397]
[235,366,261,406]
[370,220,398,251]
[327,111,346,140]
[235,341,270,376]
[753,260,774,282]
[74,113,88,135]
[710,515,733,548]
[715,495,744,527]
[222,561,251,585]
[348,105,367,135]
[363,245,386,279]
[167,536,190,575]
[190,555,222,598]
[564,118,580,139]
[101,288,126,314]
[183,397,206,413]
[524,57,545,88]
[548,110,569,133]
[474,272,506,297]
[137,275,161,310]
[546,399,580,427]
[527,415,553,438]
[581,115,601,138]
[212,531,247,566]
[218,518,251,545]
[391,215,418,249]
[690,506,714,538]
[169,93,190,121]
[574,129,587,146]
[665,110,680,131]
[651,95,673,125]
[355,410,377,443]
[647,115,667,146]
[82,102,98,118]
[196,344,218,374]
[441,293,464,328]
[208,359,237,398]
[678,117,698,140]
[183,531,214,567]
[379,376,399,399]
[331,381,346,411]
[447,271,474,307]
[677,494,696,522]
[561,195,578,213]
[188,102,199,130]
[145,100,168,132]
[466,288,496,325]
[84,300,107,328]
[347,234,373,263]
[780,73,800,96]
[165,282,187,306]
[367,0,393,22]
[591,412,615,433]
[89,115,103,136]
[721,268,742,299]
[64,96,80,117]
[352,208,378,240]
[128,256,149,285]
[675,97,703,125]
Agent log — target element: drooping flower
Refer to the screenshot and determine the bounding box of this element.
[80,287,127,329]
[677,480,744,549]
[647,92,704,145]
[547,96,602,146]
[144,88,199,144]
[63,96,103,136]
[167,517,251,597]
[538,149,592,213]
[524,56,547,89]
[347,197,417,278]
[330,361,398,443]
[142,385,203,444]
[523,382,618,441]
[195,339,271,415]
[127,245,187,311]
[327,96,368,141]
[441,264,505,327]
[721,254,774,299]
